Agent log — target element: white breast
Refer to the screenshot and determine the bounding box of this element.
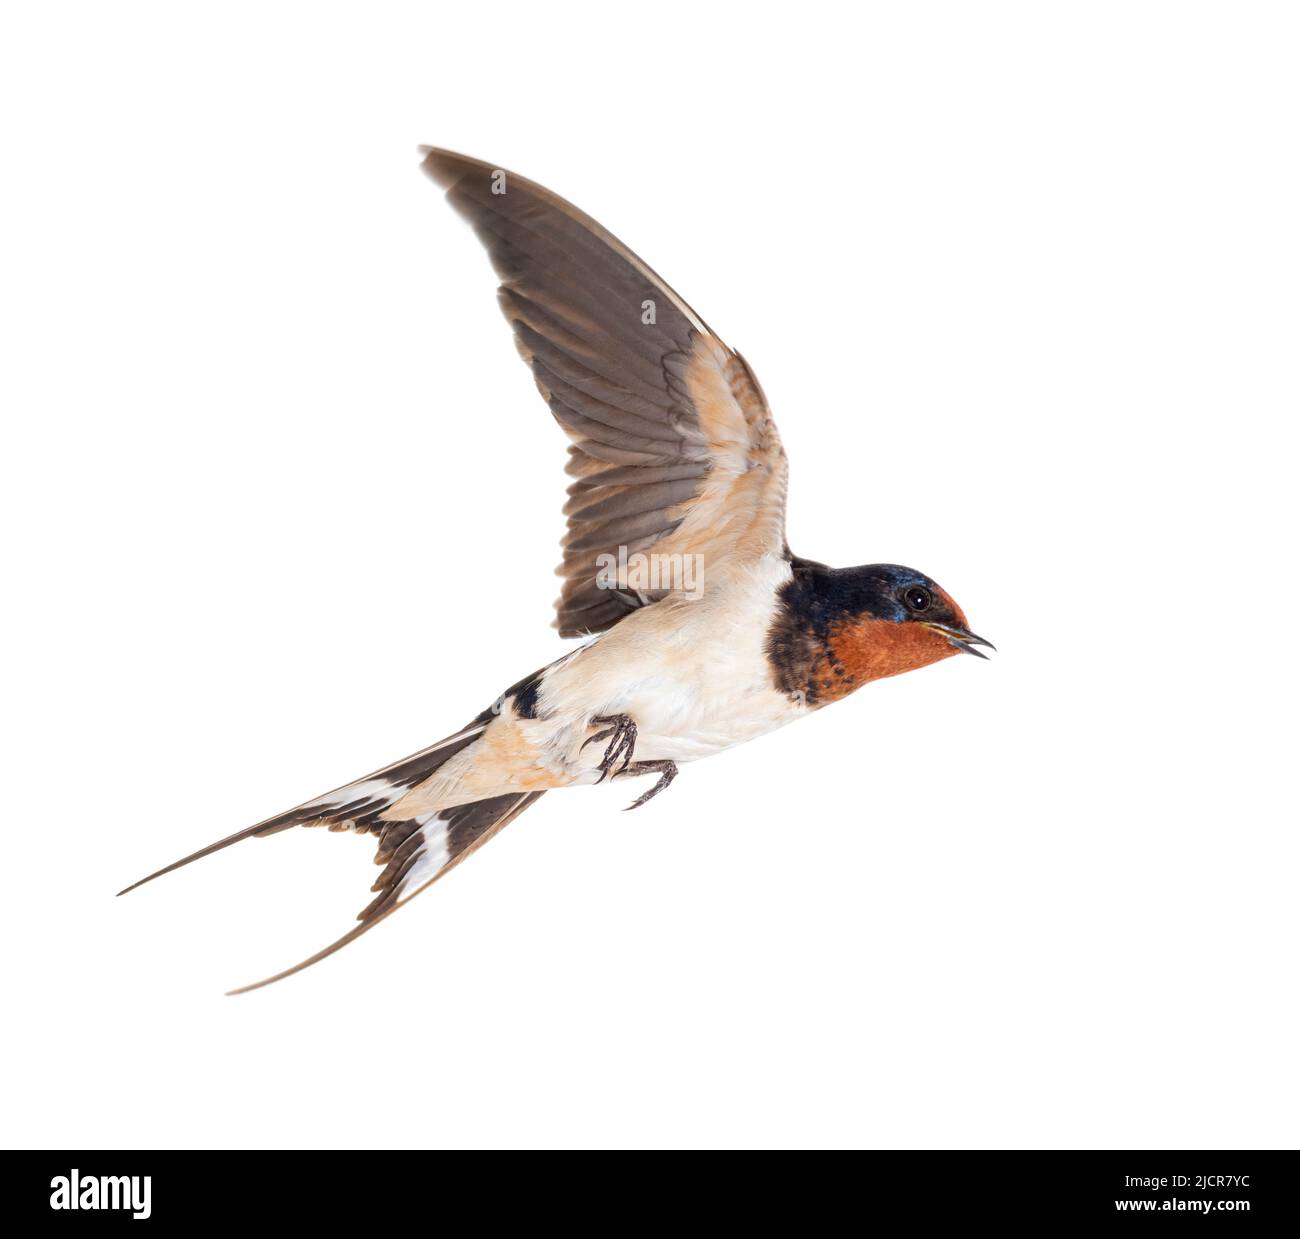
[533,554,807,772]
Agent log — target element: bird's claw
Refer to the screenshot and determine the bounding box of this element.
[582,718,677,805]
[621,760,678,810]
[583,714,637,783]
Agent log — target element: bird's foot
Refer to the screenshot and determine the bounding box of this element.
[582,713,638,783]
[619,760,678,811]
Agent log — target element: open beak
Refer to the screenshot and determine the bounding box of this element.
[923,622,997,660]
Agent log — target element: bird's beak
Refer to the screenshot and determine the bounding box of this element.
[923,622,996,660]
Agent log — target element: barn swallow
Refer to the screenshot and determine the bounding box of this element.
[119,148,993,992]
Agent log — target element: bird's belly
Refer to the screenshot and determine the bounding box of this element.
[533,555,805,777]
[613,676,802,763]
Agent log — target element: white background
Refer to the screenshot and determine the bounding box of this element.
[2,2,1297,1150]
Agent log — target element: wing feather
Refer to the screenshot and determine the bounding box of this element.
[421,148,788,636]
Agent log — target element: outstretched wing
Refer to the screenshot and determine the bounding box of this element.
[421,148,789,637]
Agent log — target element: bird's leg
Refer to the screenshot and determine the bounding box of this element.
[619,760,678,811]
[582,714,638,783]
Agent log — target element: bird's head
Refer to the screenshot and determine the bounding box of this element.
[850,563,994,667]
[770,560,993,705]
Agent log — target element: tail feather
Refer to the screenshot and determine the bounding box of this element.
[116,721,489,898]
[225,790,543,995]
[117,717,548,991]
[115,817,297,897]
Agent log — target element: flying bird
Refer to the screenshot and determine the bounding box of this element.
[120,148,993,992]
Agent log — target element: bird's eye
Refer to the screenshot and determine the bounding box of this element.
[903,586,932,613]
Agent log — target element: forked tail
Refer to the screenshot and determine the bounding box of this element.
[117,719,544,993]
